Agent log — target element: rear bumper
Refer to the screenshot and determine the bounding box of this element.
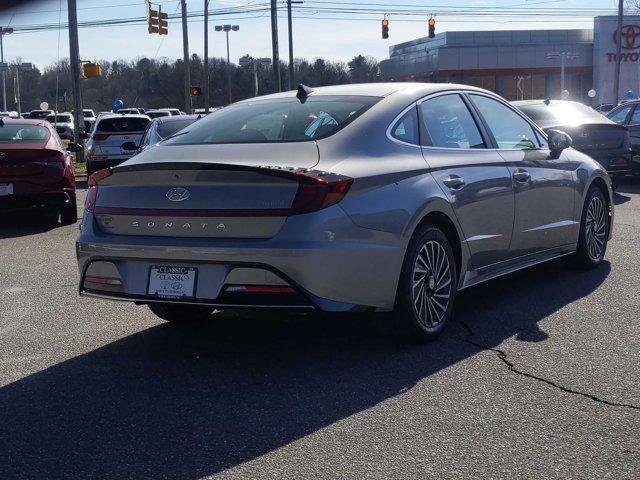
[76,206,406,312]
[0,190,74,210]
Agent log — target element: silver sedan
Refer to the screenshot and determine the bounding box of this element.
[76,83,613,341]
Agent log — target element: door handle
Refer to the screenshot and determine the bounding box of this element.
[513,169,531,183]
[443,175,465,190]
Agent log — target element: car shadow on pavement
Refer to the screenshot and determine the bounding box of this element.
[0,209,65,239]
[0,259,610,479]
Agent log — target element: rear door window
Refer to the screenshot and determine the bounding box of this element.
[96,117,150,133]
[419,94,485,149]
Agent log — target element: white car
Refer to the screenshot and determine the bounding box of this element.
[45,112,75,140]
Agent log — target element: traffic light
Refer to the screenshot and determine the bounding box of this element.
[158,8,168,35]
[382,19,389,39]
[428,18,436,38]
[191,86,202,96]
[147,0,159,34]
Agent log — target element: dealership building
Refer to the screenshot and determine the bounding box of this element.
[380,16,640,105]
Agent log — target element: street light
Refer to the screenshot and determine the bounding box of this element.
[239,56,271,97]
[547,51,579,98]
[0,27,14,112]
[215,24,239,105]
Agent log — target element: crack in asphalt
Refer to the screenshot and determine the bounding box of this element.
[455,319,640,412]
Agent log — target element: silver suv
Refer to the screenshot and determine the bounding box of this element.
[86,114,150,176]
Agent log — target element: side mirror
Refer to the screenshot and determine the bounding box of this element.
[121,141,138,151]
[547,129,572,152]
[79,132,89,140]
[66,142,83,153]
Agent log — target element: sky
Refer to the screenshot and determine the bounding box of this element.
[0,0,623,70]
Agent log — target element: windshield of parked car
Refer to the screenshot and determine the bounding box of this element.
[46,114,72,123]
[517,102,605,125]
[163,96,379,144]
[157,118,197,139]
[96,117,150,132]
[0,125,50,143]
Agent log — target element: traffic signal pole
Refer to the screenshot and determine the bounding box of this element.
[270,0,281,92]
[204,0,209,113]
[181,0,191,113]
[67,0,85,162]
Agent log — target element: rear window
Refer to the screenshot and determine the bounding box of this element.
[96,117,150,133]
[0,125,50,142]
[517,102,605,124]
[47,115,72,123]
[147,111,171,119]
[157,119,197,139]
[164,95,379,144]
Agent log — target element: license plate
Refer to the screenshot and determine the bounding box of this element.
[0,183,13,196]
[148,266,197,299]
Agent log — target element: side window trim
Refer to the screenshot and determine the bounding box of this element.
[386,102,421,148]
[416,91,490,150]
[465,91,545,150]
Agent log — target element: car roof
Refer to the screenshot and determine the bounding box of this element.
[235,82,490,105]
[0,118,48,126]
[97,113,150,120]
[512,99,585,107]
[154,114,200,125]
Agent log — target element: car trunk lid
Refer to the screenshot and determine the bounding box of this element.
[546,123,629,150]
[0,143,61,177]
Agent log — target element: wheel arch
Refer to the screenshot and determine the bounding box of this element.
[584,174,613,239]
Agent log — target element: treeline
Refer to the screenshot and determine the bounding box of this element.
[7,54,381,113]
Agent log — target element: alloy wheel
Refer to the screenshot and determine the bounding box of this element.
[585,196,607,261]
[412,240,452,330]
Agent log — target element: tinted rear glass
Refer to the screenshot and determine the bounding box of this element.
[164,95,379,144]
[157,119,197,139]
[517,102,605,124]
[147,111,171,119]
[47,115,72,123]
[0,125,50,142]
[96,117,150,132]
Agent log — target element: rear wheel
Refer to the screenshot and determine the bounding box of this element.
[147,303,213,324]
[573,186,609,268]
[60,194,78,225]
[395,225,457,342]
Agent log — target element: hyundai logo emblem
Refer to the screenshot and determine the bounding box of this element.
[166,187,191,202]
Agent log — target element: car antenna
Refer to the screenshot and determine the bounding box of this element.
[544,98,551,106]
[296,84,313,103]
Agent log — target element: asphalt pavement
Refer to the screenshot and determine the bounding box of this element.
[0,180,639,479]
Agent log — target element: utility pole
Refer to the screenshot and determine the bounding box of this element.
[15,67,20,115]
[547,51,579,97]
[286,1,302,90]
[67,0,85,161]
[215,25,238,105]
[270,0,281,92]
[0,28,13,113]
[614,0,624,104]
[204,0,209,113]
[181,0,191,113]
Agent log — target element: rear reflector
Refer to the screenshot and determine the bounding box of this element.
[84,168,112,213]
[84,275,122,285]
[225,285,295,294]
[91,134,110,141]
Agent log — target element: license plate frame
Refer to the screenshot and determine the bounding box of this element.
[147,265,198,299]
[0,183,14,196]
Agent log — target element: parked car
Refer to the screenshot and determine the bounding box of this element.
[194,108,220,115]
[606,99,640,176]
[146,109,172,119]
[0,118,80,223]
[513,99,632,186]
[77,83,613,341]
[27,109,54,120]
[160,108,182,116]
[116,108,145,115]
[75,109,97,132]
[122,114,201,155]
[85,114,151,176]
[45,112,75,140]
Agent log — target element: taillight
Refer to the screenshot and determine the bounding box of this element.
[289,170,353,215]
[91,134,109,141]
[84,168,112,213]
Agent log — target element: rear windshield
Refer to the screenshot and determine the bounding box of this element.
[96,117,149,133]
[147,111,171,119]
[517,102,605,124]
[28,111,52,119]
[47,115,72,123]
[157,118,197,139]
[164,95,379,144]
[0,125,50,142]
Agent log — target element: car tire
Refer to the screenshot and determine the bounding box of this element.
[394,224,457,342]
[573,186,609,268]
[60,195,78,225]
[148,303,213,324]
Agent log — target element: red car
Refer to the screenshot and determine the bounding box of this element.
[0,118,81,224]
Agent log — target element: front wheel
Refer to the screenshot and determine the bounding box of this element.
[395,225,457,342]
[147,303,213,324]
[573,186,609,268]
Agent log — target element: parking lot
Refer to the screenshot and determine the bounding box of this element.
[0,180,639,479]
